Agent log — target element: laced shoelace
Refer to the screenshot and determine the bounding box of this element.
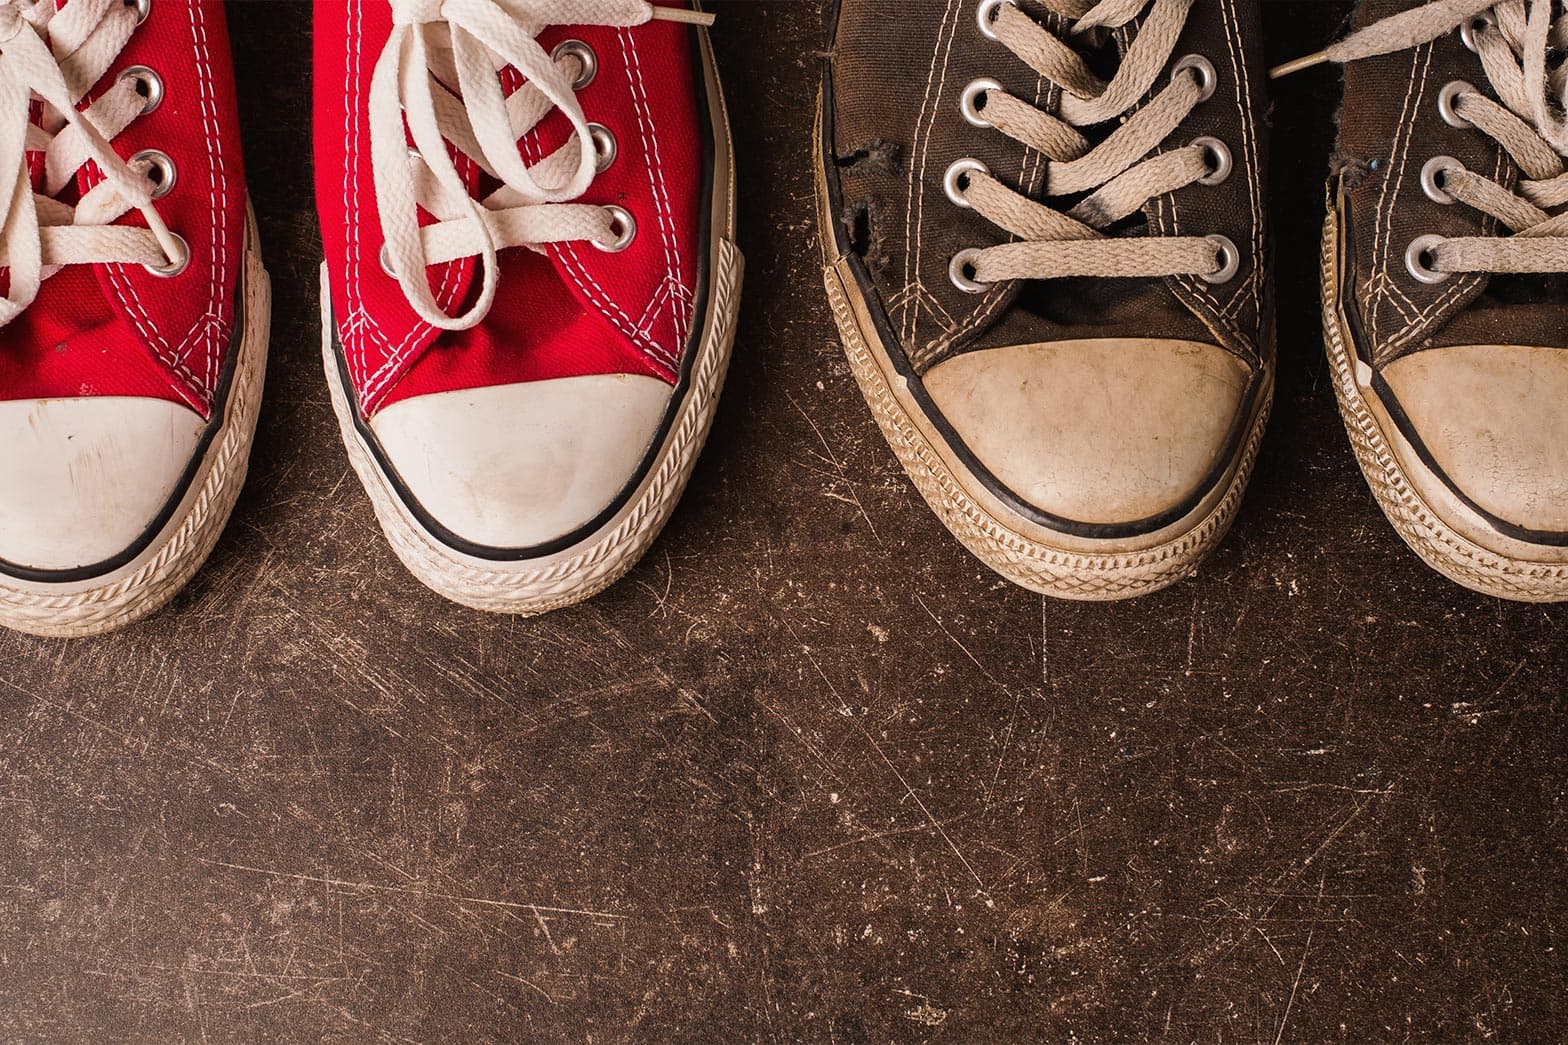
[1275,0,1568,283]
[371,0,710,331]
[945,0,1239,295]
[0,0,187,329]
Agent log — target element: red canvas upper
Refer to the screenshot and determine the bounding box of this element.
[0,0,246,418]
[314,0,705,417]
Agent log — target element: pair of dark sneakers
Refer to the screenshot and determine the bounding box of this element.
[816,0,1568,602]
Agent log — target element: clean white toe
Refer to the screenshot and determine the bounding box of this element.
[369,374,673,550]
[0,397,207,572]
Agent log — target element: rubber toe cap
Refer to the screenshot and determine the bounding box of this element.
[923,338,1252,527]
[0,397,207,573]
[369,374,672,551]
[1382,344,1568,535]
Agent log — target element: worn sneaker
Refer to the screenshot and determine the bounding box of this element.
[815,0,1273,600]
[1279,0,1568,601]
[0,0,269,637]
[315,0,741,615]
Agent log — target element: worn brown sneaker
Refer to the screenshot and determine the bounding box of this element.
[814,0,1274,600]
[1284,0,1568,601]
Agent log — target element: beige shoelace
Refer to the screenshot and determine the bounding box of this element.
[0,0,187,328]
[1276,0,1568,283]
[371,0,710,331]
[947,0,1238,294]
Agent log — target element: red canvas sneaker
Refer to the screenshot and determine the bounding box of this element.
[0,0,270,637]
[315,0,742,615]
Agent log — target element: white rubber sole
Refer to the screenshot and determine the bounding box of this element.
[0,208,272,638]
[813,98,1272,601]
[1321,198,1568,602]
[322,30,743,616]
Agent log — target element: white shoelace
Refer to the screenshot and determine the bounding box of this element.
[948,0,1237,293]
[371,0,710,331]
[0,0,185,328]
[1276,0,1568,280]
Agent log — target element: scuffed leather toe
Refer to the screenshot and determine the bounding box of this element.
[1382,344,1568,535]
[0,397,207,573]
[369,374,672,550]
[922,338,1252,528]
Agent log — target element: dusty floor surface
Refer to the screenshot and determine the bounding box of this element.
[2,1,1566,1041]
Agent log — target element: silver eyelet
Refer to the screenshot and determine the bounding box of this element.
[1171,54,1217,102]
[943,158,988,208]
[379,242,396,279]
[552,39,597,91]
[949,248,989,293]
[1420,155,1463,204]
[960,78,1003,128]
[1460,12,1494,53]
[977,0,1008,41]
[144,232,188,277]
[1437,80,1475,128]
[1201,234,1240,284]
[126,0,150,25]
[587,123,617,172]
[1191,136,1232,186]
[130,148,175,199]
[118,65,163,115]
[1405,234,1450,284]
[594,205,636,252]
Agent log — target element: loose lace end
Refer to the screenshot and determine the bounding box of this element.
[650,7,716,27]
[1269,50,1328,79]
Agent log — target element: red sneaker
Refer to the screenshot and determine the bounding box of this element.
[0,0,269,637]
[315,0,742,614]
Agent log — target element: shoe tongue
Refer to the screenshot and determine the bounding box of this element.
[970,274,1220,357]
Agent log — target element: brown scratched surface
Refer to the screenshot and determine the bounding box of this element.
[1,1,1565,1040]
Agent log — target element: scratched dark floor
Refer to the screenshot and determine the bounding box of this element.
[2,1,1565,1041]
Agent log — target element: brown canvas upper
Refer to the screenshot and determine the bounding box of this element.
[1333,0,1568,364]
[821,0,1272,376]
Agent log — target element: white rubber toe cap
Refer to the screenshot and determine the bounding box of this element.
[0,397,207,572]
[1382,344,1568,534]
[369,374,673,550]
[923,338,1252,527]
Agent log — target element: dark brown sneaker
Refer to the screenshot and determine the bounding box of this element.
[1288,0,1568,601]
[814,0,1274,600]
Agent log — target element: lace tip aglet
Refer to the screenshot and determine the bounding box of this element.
[651,6,717,28]
[1269,51,1328,79]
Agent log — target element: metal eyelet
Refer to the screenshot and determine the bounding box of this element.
[587,123,617,172]
[1171,54,1217,102]
[1437,80,1475,128]
[144,232,188,277]
[130,148,175,199]
[119,65,163,115]
[1405,234,1450,284]
[977,0,1008,41]
[960,78,1003,128]
[1191,136,1232,186]
[379,242,396,279]
[594,205,636,252]
[1201,234,1240,284]
[126,0,150,25]
[949,248,989,293]
[943,158,988,208]
[1460,11,1494,53]
[552,39,597,90]
[1420,155,1463,204]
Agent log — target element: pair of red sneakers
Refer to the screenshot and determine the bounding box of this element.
[0,0,741,637]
